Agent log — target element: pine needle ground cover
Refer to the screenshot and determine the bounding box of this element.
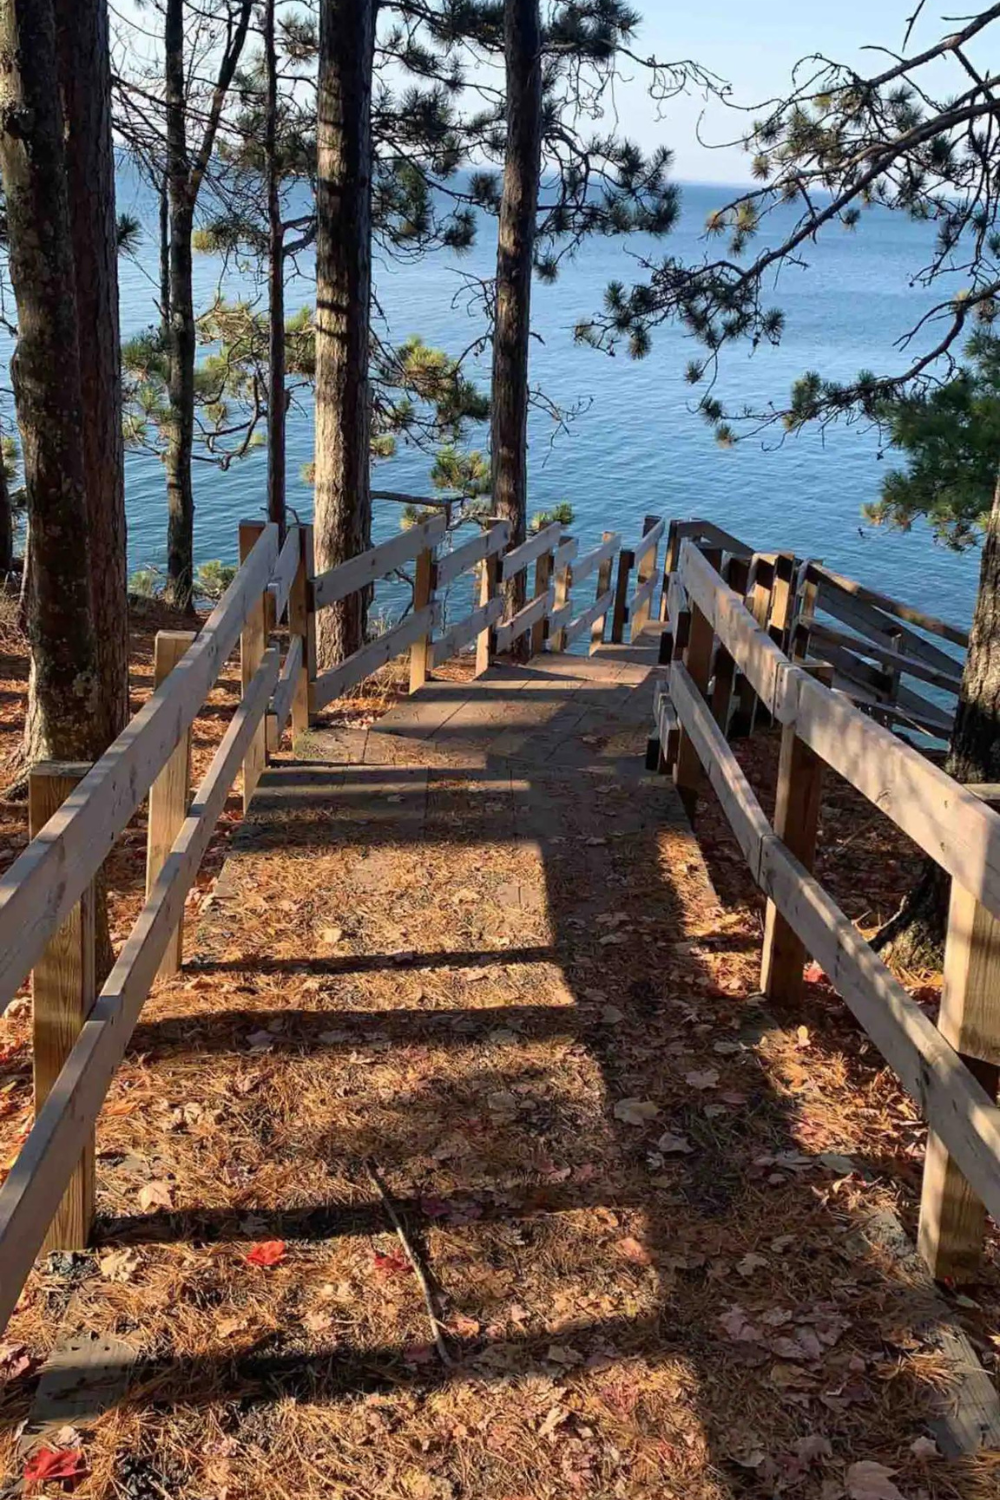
[0,622,997,1499]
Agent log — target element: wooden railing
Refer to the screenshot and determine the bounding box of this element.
[0,505,676,1332]
[658,518,968,740]
[656,534,1000,1285]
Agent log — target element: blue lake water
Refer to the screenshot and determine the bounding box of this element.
[113,172,983,633]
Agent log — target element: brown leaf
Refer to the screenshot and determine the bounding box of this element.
[613,1097,659,1125]
[685,1069,719,1091]
[137,1179,173,1213]
[617,1236,653,1267]
[845,1460,906,1500]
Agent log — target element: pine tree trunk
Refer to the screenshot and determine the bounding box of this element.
[0,0,101,763]
[0,445,12,575]
[313,0,374,666]
[265,0,286,533]
[159,167,171,336]
[874,471,1000,967]
[491,0,542,641]
[164,0,196,613]
[54,0,129,751]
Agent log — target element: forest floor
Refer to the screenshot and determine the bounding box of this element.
[0,602,998,1500]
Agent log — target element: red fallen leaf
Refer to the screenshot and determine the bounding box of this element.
[803,963,826,984]
[24,1447,87,1485]
[420,1195,452,1218]
[246,1239,286,1268]
[372,1249,410,1279]
[403,1341,436,1364]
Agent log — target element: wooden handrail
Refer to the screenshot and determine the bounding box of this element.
[0,643,282,1331]
[0,523,281,1017]
[310,605,440,713]
[809,562,969,649]
[431,597,504,668]
[495,585,556,653]
[435,520,510,589]
[311,513,448,610]
[499,521,562,583]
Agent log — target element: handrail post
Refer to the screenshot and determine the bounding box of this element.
[760,662,833,1004]
[610,546,634,644]
[30,762,96,1252]
[476,548,499,677]
[146,630,196,977]
[289,523,315,740]
[590,531,616,654]
[919,793,1000,1282]
[672,546,720,818]
[630,514,661,641]
[731,555,775,737]
[409,540,437,693]
[530,546,554,657]
[551,548,572,653]
[659,518,680,622]
[239,520,269,812]
[710,556,748,734]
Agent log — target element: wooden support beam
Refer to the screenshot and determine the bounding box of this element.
[919,791,1000,1282]
[731,556,774,736]
[610,546,633,644]
[288,524,315,740]
[710,556,748,734]
[550,549,572,653]
[590,531,616,654]
[530,549,554,656]
[630,514,661,640]
[145,630,196,978]
[30,763,96,1253]
[760,663,833,1005]
[239,522,268,812]
[409,544,436,693]
[476,552,499,677]
[672,558,719,818]
[659,518,680,621]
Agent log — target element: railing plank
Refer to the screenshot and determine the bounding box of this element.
[0,646,281,1334]
[431,597,504,668]
[310,606,438,713]
[435,521,510,590]
[494,586,555,653]
[563,587,614,647]
[311,514,447,610]
[571,532,620,586]
[0,523,280,1016]
[270,635,304,734]
[499,521,562,583]
[669,664,1000,1237]
[266,524,302,622]
[812,563,969,648]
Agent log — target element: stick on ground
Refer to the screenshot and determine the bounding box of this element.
[365,1158,453,1367]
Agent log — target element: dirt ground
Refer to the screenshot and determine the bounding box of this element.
[0,614,998,1500]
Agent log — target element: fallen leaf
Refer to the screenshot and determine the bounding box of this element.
[539,1404,569,1439]
[246,1239,286,1268]
[736,1252,769,1277]
[99,1248,141,1283]
[656,1131,693,1154]
[685,1070,719,1091]
[845,1460,906,1500]
[613,1098,659,1125]
[302,1310,334,1334]
[909,1436,938,1460]
[320,926,344,945]
[403,1342,437,1365]
[137,1179,173,1213]
[804,963,826,984]
[0,1342,35,1385]
[618,1236,653,1266]
[24,1448,87,1485]
[372,1249,410,1279]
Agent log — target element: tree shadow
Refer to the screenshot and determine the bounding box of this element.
[0,660,988,1496]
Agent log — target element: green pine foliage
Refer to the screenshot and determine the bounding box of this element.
[864,333,1000,550]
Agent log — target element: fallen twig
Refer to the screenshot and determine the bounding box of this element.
[364,1157,453,1367]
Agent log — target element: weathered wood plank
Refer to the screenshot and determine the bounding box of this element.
[30,765,95,1254]
[239,522,268,813]
[431,597,504,667]
[310,606,439,713]
[266,524,301,622]
[495,587,555,653]
[0,523,279,1015]
[0,648,281,1335]
[572,532,621,586]
[270,635,304,734]
[499,520,562,582]
[311,513,447,610]
[145,631,196,978]
[435,520,510,589]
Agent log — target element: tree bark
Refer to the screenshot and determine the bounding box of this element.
[0,440,12,575]
[264,0,286,533]
[54,0,129,751]
[0,0,101,762]
[164,0,196,612]
[490,0,542,641]
[314,0,375,665]
[875,470,1000,967]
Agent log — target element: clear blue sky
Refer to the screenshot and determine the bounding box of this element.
[619,1,960,182]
